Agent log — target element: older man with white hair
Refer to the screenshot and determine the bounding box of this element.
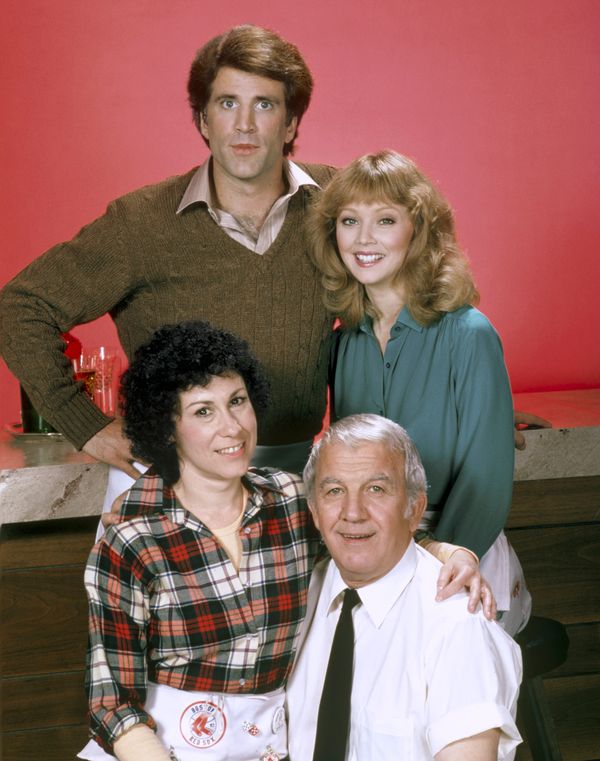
[286,414,522,761]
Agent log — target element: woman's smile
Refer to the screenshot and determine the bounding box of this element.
[336,201,414,290]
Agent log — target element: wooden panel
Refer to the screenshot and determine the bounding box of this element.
[545,673,600,760]
[516,673,600,761]
[508,476,600,528]
[554,623,600,678]
[1,724,90,761]
[0,567,88,676]
[507,524,600,624]
[1,671,87,731]
[0,516,98,570]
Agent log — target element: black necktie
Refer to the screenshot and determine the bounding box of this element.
[312,587,361,761]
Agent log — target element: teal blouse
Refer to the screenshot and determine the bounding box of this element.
[331,305,515,558]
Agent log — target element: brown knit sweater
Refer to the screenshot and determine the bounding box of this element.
[0,163,337,449]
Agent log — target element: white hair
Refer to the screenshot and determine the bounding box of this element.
[303,413,427,516]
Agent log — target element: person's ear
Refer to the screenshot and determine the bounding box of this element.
[308,499,321,531]
[200,110,209,140]
[408,492,427,533]
[284,115,298,144]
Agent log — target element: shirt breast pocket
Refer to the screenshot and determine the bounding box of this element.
[354,708,415,760]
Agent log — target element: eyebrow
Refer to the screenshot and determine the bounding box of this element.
[214,92,282,104]
[339,205,399,213]
[183,386,246,410]
[317,473,394,488]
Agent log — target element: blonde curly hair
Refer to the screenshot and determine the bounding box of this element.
[310,150,479,327]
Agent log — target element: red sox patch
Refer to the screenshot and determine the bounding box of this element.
[180,700,227,749]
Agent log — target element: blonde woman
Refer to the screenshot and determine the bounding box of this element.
[310,150,531,635]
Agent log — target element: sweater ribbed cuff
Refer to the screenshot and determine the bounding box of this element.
[49,391,114,450]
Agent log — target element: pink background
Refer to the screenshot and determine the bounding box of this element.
[2,0,599,427]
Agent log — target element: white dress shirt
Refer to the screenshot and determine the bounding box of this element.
[287,542,522,760]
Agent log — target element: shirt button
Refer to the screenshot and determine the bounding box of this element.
[239,678,246,686]
[244,527,251,535]
[378,410,384,415]
[385,362,391,368]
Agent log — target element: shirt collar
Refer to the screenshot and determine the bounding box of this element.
[176,158,318,215]
[359,304,424,335]
[241,469,288,523]
[323,540,419,628]
[120,468,288,527]
[285,159,320,194]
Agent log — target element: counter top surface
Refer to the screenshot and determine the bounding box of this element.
[513,389,600,481]
[513,388,600,428]
[1,389,598,524]
[0,428,107,525]
[0,428,97,469]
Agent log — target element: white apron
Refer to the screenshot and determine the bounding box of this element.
[78,683,288,761]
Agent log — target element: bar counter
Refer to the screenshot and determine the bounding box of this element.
[1,389,598,526]
[0,428,107,526]
[512,388,600,480]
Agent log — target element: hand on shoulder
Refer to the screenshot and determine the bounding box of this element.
[83,418,144,479]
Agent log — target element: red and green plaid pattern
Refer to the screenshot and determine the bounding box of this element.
[85,469,321,750]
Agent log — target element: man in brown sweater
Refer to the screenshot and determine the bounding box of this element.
[0,25,336,480]
[0,23,547,493]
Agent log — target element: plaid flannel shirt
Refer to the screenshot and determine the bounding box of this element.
[84,468,321,751]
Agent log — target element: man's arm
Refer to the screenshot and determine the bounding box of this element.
[0,198,136,451]
[83,418,142,479]
[435,728,500,760]
[425,607,522,760]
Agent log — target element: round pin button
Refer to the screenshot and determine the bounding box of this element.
[272,706,286,734]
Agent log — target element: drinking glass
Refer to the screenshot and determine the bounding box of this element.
[92,347,121,416]
[72,347,121,415]
[72,352,97,400]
